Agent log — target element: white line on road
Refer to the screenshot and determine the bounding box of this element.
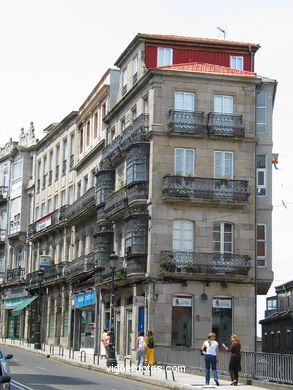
[11,379,35,390]
[36,366,47,370]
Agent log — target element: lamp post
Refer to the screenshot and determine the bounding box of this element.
[34,270,44,350]
[106,252,118,368]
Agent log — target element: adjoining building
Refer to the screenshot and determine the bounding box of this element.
[260,280,293,354]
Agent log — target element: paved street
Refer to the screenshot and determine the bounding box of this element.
[1,345,165,390]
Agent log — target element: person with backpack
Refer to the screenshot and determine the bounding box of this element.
[145,330,155,365]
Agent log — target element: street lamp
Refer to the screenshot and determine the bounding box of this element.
[34,270,44,350]
[106,252,118,367]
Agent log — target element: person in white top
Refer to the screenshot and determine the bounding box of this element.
[136,330,147,369]
[201,332,220,386]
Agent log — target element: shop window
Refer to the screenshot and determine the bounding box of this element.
[212,296,232,346]
[49,300,55,338]
[63,300,69,337]
[171,295,192,347]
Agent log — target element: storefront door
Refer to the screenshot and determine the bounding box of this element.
[7,312,20,338]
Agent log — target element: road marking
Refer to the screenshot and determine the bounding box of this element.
[11,380,35,390]
[36,366,47,370]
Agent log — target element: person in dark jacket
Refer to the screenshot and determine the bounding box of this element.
[222,334,241,386]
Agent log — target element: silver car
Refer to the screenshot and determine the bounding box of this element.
[0,351,12,390]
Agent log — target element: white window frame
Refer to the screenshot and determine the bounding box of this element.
[175,92,195,111]
[214,95,233,114]
[175,148,195,176]
[133,55,138,75]
[214,151,233,179]
[122,68,128,87]
[256,224,266,266]
[213,222,233,254]
[12,160,23,185]
[256,91,266,133]
[230,56,244,70]
[256,154,267,196]
[172,220,194,252]
[157,47,173,67]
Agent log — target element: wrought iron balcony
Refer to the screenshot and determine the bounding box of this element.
[43,262,68,282]
[66,187,96,221]
[207,113,244,137]
[0,186,8,201]
[127,181,148,203]
[100,258,126,282]
[169,110,205,134]
[104,187,127,217]
[161,250,249,276]
[28,206,68,237]
[25,270,41,287]
[6,267,25,282]
[162,175,249,202]
[65,252,95,279]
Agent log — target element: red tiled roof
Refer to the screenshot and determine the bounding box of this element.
[157,62,256,77]
[139,33,260,48]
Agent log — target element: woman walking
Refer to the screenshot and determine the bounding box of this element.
[136,330,147,370]
[222,334,241,386]
[201,332,220,386]
[100,327,108,359]
[145,330,155,366]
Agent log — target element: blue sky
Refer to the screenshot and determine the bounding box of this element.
[1,0,292,335]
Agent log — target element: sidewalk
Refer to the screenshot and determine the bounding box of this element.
[0,339,289,390]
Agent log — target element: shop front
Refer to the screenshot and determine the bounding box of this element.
[72,291,96,351]
[3,296,26,339]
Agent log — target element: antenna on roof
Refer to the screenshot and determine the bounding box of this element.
[217,26,226,39]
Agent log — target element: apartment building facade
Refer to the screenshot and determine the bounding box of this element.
[0,34,276,357]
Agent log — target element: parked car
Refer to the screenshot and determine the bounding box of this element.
[0,351,12,390]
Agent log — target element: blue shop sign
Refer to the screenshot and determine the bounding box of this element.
[73,291,95,308]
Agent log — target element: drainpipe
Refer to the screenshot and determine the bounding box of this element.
[249,45,254,72]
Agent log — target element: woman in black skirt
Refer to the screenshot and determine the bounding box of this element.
[222,334,241,386]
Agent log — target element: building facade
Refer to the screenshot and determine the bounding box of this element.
[260,280,293,354]
[0,33,276,357]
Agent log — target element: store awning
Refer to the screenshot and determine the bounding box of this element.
[11,296,38,317]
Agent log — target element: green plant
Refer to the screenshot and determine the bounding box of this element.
[184,265,201,273]
[161,261,176,272]
[118,177,125,189]
[115,269,127,280]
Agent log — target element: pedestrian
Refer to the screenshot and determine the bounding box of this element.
[222,334,241,386]
[201,332,220,386]
[100,327,108,359]
[145,330,155,366]
[104,331,111,359]
[136,330,147,370]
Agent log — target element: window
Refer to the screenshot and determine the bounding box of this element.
[230,56,243,70]
[94,113,98,138]
[36,206,40,220]
[175,92,194,111]
[80,127,84,153]
[132,106,137,122]
[133,55,138,75]
[70,133,75,168]
[157,47,173,66]
[83,175,88,194]
[143,96,149,114]
[175,148,195,176]
[61,190,66,206]
[125,215,147,255]
[86,121,90,146]
[172,220,194,251]
[54,195,59,210]
[213,223,233,254]
[49,150,53,185]
[69,185,74,204]
[122,68,128,94]
[55,145,60,181]
[16,247,24,268]
[256,91,266,132]
[41,202,45,216]
[257,224,266,266]
[214,151,233,179]
[12,160,23,185]
[257,154,266,196]
[126,155,147,184]
[214,95,233,114]
[48,198,52,213]
[120,118,126,132]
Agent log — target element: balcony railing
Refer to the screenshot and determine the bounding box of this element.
[160,250,250,276]
[6,267,25,282]
[162,175,249,202]
[168,111,245,138]
[43,262,68,282]
[207,113,244,137]
[66,187,96,221]
[127,254,147,275]
[28,206,68,237]
[104,188,127,217]
[169,110,205,134]
[65,252,95,279]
